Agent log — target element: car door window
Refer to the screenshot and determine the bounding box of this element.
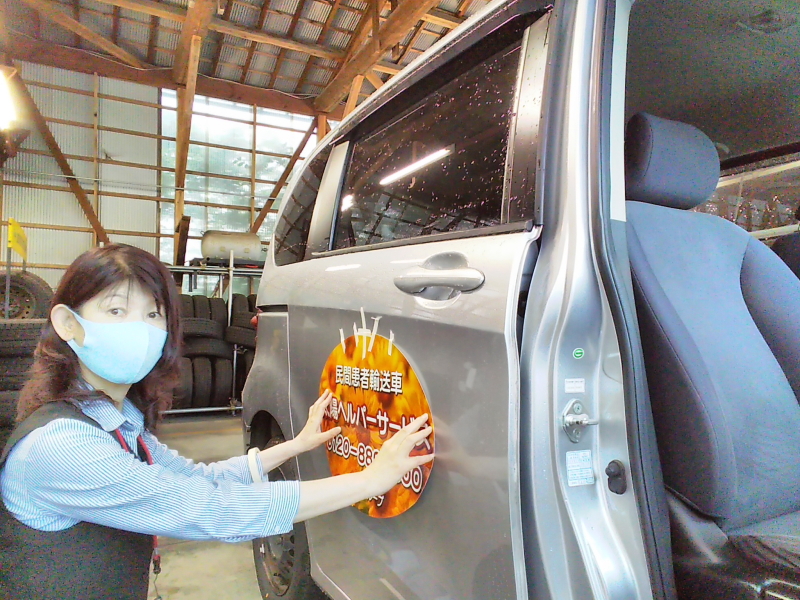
[272,146,332,266]
[333,42,523,250]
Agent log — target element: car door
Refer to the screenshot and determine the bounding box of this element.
[262,10,551,600]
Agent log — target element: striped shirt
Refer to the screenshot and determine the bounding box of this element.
[0,398,300,542]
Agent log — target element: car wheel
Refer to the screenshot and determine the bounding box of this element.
[252,436,326,600]
[3,271,53,319]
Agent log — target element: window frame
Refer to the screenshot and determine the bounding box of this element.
[273,2,550,265]
[314,12,548,258]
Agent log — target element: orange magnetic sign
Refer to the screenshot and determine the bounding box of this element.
[320,329,434,518]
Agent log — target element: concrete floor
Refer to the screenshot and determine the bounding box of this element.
[147,413,263,600]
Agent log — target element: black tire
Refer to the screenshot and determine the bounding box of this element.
[243,348,254,377]
[0,390,19,428]
[0,426,12,455]
[181,318,224,340]
[209,297,228,326]
[0,356,34,392]
[211,358,233,407]
[173,357,192,410]
[184,337,233,360]
[231,311,256,329]
[193,295,211,320]
[252,435,326,600]
[191,357,212,408]
[0,319,46,341]
[247,294,258,312]
[2,271,53,319]
[180,295,195,319]
[224,326,256,349]
[231,293,249,315]
[0,319,45,358]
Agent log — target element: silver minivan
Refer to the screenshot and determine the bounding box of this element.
[242,1,800,599]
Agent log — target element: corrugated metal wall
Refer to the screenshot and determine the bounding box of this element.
[2,62,319,293]
[2,62,159,287]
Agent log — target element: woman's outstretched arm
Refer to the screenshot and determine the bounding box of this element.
[257,390,341,474]
[294,414,433,522]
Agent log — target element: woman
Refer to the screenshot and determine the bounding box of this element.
[0,244,433,600]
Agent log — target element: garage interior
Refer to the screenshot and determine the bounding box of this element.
[0,1,490,597]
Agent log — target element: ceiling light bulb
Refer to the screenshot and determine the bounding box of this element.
[0,73,16,131]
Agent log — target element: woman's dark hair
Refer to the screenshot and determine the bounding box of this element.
[17,244,182,430]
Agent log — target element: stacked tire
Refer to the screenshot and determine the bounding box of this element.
[0,319,45,447]
[179,295,233,409]
[225,294,257,393]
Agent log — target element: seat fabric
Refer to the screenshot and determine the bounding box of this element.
[627,202,800,532]
[728,511,800,573]
[625,113,800,580]
[771,232,800,280]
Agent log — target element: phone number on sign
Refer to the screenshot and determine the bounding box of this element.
[326,433,424,494]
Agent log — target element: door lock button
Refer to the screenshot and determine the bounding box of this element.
[605,460,627,495]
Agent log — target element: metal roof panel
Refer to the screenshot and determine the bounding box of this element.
[230,2,259,28]
[295,20,323,43]
[80,0,112,15]
[119,18,151,47]
[263,12,292,36]
[333,7,361,31]
[245,71,269,87]
[271,0,300,15]
[327,29,350,50]
[217,64,245,82]
[305,1,330,23]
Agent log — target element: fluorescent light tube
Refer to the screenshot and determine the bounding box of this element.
[379,146,453,186]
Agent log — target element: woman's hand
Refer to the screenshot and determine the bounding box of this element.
[293,390,341,454]
[364,414,434,495]
[294,413,434,522]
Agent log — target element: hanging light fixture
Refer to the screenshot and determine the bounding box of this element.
[0,65,17,131]
[0,66,29,168]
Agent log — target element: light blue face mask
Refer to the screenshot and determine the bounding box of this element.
[66,309,168,385]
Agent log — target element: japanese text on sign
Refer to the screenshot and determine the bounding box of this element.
[334,365,403,395]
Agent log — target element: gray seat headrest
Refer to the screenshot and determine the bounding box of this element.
[625,113,720,210]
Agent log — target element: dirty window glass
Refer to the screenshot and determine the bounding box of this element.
[694,154,800,236]
[273,147,332,266]
[333,43,521,250]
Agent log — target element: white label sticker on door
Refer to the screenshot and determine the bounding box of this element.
[566,450,595,487]
[565,378,585,394]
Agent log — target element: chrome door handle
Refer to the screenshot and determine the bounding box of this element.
[393,267,485,294]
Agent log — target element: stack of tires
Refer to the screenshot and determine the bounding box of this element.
[226,294,257,396]
[177,293,258,411]
[0,319,46,447]
[178,295,233,410]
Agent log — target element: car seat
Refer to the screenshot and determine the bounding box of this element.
[770,232,800,280]
[625,112,800,599]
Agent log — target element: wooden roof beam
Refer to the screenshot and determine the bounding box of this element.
[209,0,234,78]
[314,0,441,113]
[239,0,272,85]
[266,0,308,89]
[18,0,146,68]
[146,14,159,63]
[364,70,384,91]
[174,35,202,235]
[9,32,340,117]
[173,0,215,85]
[422,8,463,29]
[8,71,110,244]
[294,0,343,94]
[251,120,316,233]
[87,0,346,62]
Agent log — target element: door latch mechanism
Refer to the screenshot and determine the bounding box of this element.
[562,398,598,443]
